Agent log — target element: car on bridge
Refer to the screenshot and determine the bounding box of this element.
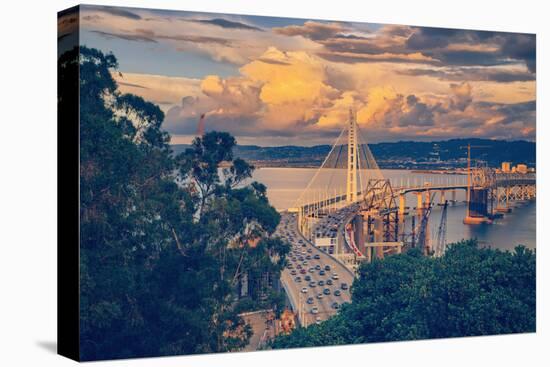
[276,212,356,327]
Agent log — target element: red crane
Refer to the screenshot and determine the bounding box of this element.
[197,113,206,136]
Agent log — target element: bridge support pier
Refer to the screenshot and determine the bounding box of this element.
[464,187,493,224]
[416,192,423,212]
[399,194,406,218]
[374,217,384,260]
[398,194,406,242]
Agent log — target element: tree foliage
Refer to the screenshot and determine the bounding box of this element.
[59,46,289,360]
[271,240,535,349]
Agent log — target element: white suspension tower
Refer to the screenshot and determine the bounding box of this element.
[346,108,359,203]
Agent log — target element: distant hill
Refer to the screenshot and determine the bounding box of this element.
[171,138,536,169]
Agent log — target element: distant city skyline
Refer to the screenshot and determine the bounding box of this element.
[76,5,535,146]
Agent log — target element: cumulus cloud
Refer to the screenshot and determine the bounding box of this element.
[199,75,262,116]
[79,5,536,143]
[158,51,534,142]
[355,87,437,129]
[163,48,343,136]
[237,48,339,128]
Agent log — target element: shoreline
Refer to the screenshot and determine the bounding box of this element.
[253,165,467,174]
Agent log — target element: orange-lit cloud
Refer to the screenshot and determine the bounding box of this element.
[79,5,536,144]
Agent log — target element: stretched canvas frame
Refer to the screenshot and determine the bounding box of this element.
[58,4,536,362]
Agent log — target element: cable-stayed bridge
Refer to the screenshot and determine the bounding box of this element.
[275,108,535,327]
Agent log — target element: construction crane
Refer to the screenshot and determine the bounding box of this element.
[413,192,436,254]
[434,200,448,257]
[196,113,206,136]
[416,197,433,255]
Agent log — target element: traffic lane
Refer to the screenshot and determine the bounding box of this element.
[301,247,353,302]
[288,257,333,320]
[281,270,330,325]
[307,260,334,314]
[282,260,329,315]
[278,213,352,321]
[287,247,351,313]
[303,258,350,319]
[296,223,354,280]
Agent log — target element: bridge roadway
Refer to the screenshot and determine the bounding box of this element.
[280,175,536,325]
[275,212,354,326]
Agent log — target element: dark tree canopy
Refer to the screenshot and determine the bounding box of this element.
[60,46,288,360]
[271,240,535,349]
